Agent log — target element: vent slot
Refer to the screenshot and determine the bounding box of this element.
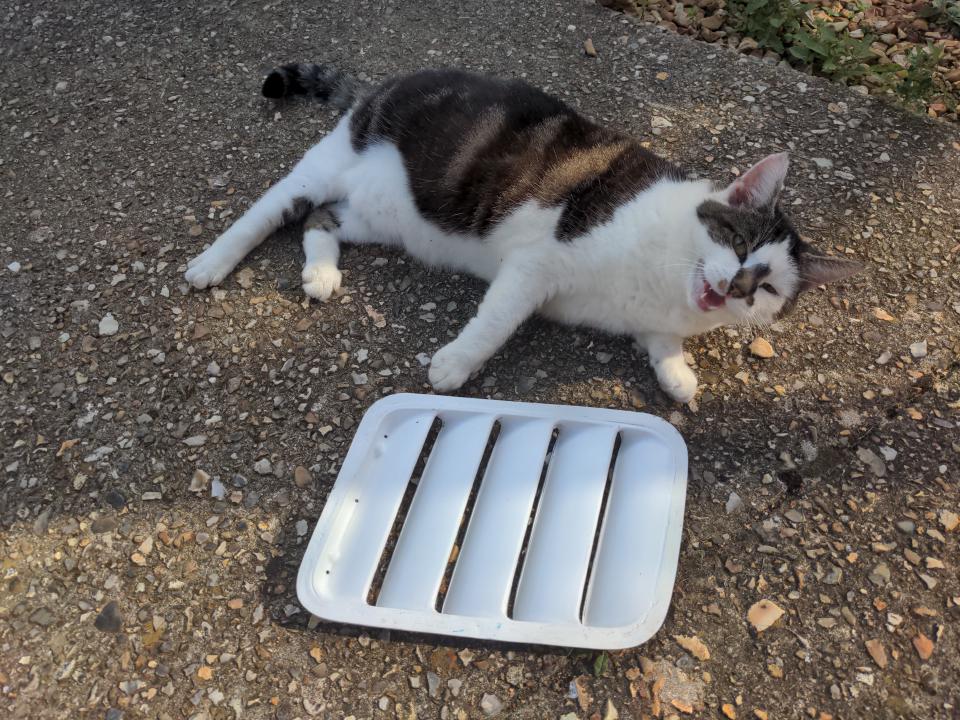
[365,416,443,606]
[433,421,501,612]
[580,432,621,623]
[506,427,559,620]
[375,414,497,612]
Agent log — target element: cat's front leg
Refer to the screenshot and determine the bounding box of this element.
[429,258,551,392]
[638,332,698,403]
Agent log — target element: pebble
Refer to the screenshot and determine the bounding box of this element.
[725,492,743,514]
[427,671,440,697]
[94,601,123,633]
[30,607,56,627]
[183,435,207,447]
[98,314,119,336]
[748,337,774,358]
[940,510,959,532]
[896,520,916,534]
[253,458,273,475]
[480,693,503,716]
[675,635,710,661]
[189,469,210,493]
[747,600,784,632]
[294,466,312,488]
[7,261,21,273]
[869,562,890,586]
[909,341,927,359]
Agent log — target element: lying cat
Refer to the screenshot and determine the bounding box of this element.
[185,64,862,402]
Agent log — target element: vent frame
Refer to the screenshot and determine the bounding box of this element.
[296,393,687,649]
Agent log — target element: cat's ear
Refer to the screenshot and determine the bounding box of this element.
[797,252,864,292]
[725,152,789,210]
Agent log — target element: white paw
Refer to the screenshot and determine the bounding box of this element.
[428,343,476,392]
[655,363,699,403]
[301,263,342,301]
[184,248,239,289]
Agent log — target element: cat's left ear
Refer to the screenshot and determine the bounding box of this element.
[726,152,790,210]
[797,252,865,292]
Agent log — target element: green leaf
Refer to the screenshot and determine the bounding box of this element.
[594,652,609,677]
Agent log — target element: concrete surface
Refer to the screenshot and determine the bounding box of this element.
[1,1,959,719]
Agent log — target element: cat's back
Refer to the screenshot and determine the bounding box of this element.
[349,69,683,240]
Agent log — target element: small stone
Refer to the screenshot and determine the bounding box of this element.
[584,37,597,57]
[865,639,887,668]
[427,671,440,697]
[747,600,784,632]
[183,434,207,447]
[872,307,896,322]
[909,341,927,359]
[912,633,934,660]
[296,519,309,537]
[210,478,226,499]
[103,490,126,509]
[189,469,210,493]
[725,492,743,514]
[939,510,958,532]
[722,704,737,719]
[748,337,774,358]
[309,646,323,663]
[480,693,503,716]
[236,267,255,289]
[98,314,119,336]
[91,517,117,534]
[196,666,213,681]
[868,562,890,586]
[7,261,21,273]
[896,520,915,534]
[603,699,619,720]
[675,635,710,661]
[30,608,56,627]
[227,598,244,610]
[94,601,123,633]
[253,458,273,475]
[294,466,312,488]
[857,448,886,477]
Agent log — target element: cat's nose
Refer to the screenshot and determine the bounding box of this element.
[727,264,772,301]
[715,278,729,293]
[727,267,760,299]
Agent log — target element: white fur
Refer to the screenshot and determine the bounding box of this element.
[185,115,799,402]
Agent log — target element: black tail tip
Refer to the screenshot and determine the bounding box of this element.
[261,70,287,99]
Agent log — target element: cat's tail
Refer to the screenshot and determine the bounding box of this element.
[261,63,367,110]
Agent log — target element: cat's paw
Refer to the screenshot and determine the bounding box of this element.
[428,343,476,392]
[184,248,239,289]
[301,263,342,301]
[656,363,698,404]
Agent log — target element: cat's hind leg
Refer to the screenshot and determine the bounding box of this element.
[300,205,343,301]
[185,117,355,290]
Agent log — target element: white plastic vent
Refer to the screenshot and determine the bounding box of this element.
[297,394,687,649]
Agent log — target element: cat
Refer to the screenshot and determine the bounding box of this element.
[185,64,863,402]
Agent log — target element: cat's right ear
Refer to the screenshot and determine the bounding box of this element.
[724,152,789,210]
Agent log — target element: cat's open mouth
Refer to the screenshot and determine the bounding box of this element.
[694,266,726,312]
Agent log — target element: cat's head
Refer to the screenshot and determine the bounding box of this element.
[689,153,862,324]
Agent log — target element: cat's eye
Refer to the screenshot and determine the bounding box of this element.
[760,283,778,296]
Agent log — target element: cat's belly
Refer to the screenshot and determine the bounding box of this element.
[337,143,502,280]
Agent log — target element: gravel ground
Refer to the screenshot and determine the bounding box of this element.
[2,1,959,719]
